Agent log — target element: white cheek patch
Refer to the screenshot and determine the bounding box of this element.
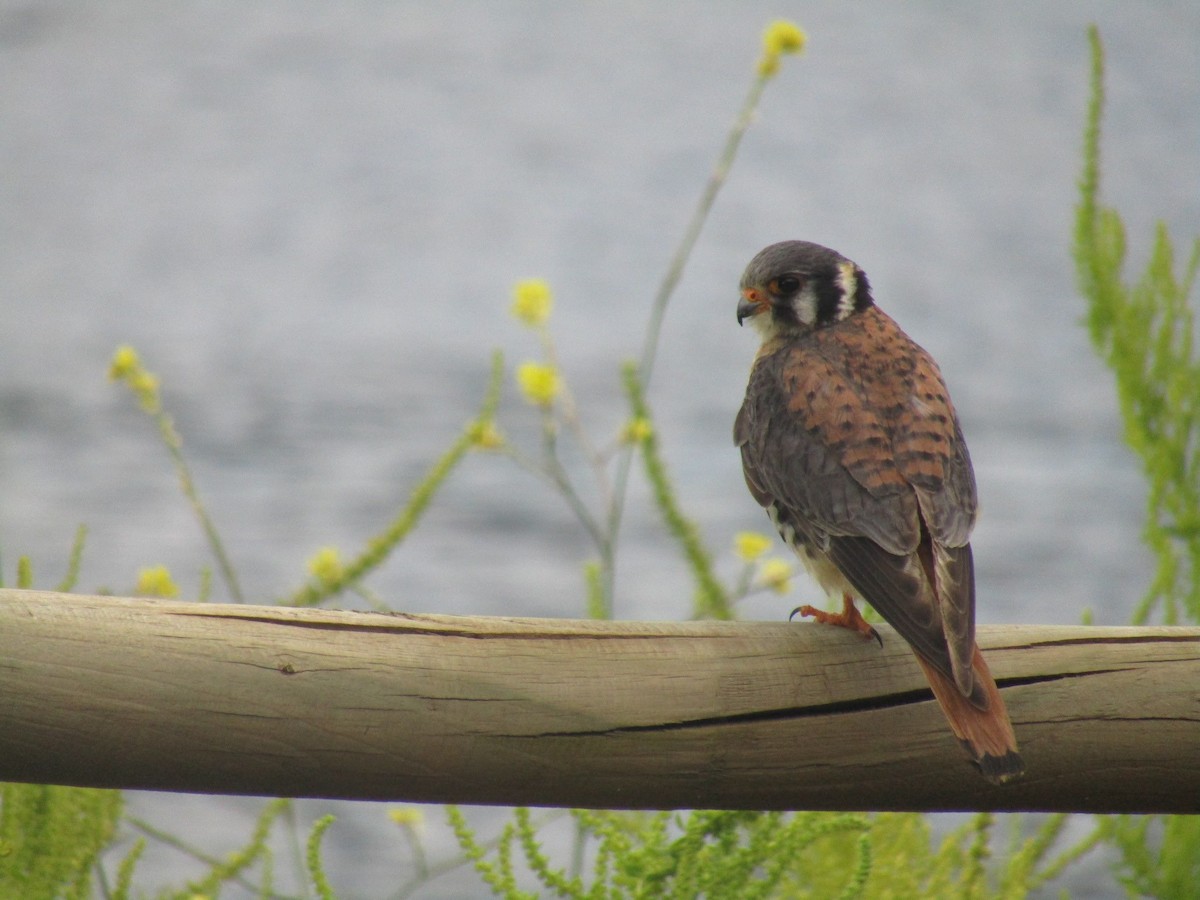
[749,313,775,340]
[794,285,818,324]
[836,261,859,320]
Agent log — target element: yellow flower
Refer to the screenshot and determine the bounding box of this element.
[733,531,773,563]
[511,279,553,327]
[136,564,181,598]
[764,20,806,54]
[758,19,807,77]
[109,344,163,413]
[469,419,505,450]
[129,371,161,412]
[108,345,141,380]
[621,416,653,444]
[307,546,345,586]
[516,361,561,407]
[388,807,425,830]
[759,559,793,594]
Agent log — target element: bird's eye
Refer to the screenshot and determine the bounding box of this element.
[770,275,801,295]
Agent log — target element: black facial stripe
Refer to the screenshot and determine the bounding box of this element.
[772,300,801,327]
[854,269,873,311]
[813,265,844,324]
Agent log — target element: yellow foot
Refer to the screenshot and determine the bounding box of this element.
[790,594,882,647]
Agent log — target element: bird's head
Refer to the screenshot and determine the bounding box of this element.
[736,240,874,340]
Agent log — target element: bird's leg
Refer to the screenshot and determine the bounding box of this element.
[790,593,882,646]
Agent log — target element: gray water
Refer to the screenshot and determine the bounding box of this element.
[2,1,1198,896]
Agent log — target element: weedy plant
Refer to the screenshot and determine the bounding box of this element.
[1071,24,1200,900]
[0,19,1195,900]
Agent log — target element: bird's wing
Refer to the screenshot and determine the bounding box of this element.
[889,342,978,549]
[735,345,919,553]
[826,534,981,703]
[885,339,979,691]
[736,338,979,698]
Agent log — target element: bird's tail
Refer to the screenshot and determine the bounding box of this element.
[914,645,1025,784]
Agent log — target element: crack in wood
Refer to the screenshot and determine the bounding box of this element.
[1029,634,1200,647]
[998,669,1124,687]
[175,612,686,641]
[532,688,938,739]
[530,670,1125,739]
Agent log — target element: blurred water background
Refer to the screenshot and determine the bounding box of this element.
[2,1,1198,896]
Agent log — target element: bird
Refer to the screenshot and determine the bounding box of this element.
[733,239,1024,784]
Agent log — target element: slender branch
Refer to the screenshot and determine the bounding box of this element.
[285,352,504,607]
[607,68,780,614]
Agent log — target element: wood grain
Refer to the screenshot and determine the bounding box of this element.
[1,589,1198,812]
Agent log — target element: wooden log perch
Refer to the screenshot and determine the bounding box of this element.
[1,588,1198,813]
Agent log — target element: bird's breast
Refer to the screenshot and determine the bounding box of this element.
[766,501,855,599]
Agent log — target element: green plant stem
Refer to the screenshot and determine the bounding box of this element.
[285,352,504,607]
[125,816,284,897]
[418,808,567,900]
[637,71,771,388]
[305,816,337,900]
[502,444,606,550]
[604,68,778,617]
[1029,816,1105,891]
[162,426,246,602]
[56,523,88,592]
[623,363,730,619]
[536,325,612,504]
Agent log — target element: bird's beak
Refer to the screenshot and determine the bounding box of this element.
[737,288,765,326]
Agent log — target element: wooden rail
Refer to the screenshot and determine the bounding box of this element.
[1,589,1198,813]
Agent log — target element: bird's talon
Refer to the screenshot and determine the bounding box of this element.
[791,596,880,645]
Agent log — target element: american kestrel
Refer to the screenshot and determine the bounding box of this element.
[734,240,1024,784]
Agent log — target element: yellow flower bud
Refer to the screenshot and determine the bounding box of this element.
[469,420,505,450]
[136,564,181,598]
[764,20,806,55]
[759,559,793,594]
[516,361,561,407]
[733,531,773,562]
[511,279,553,326]
[307,546,345,586]
[388,807,425,830]
[757,20,807,77]
[129,370,161,413]
[622,416,654,444]
[108,344,141,380]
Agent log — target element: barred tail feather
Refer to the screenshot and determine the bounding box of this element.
[914,646,1025,784]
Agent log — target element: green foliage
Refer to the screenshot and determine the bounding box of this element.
[1074,25,1200,626]
[121,797,290,897]
[56,525,88,593]
[583,560,607,620]
[110,838,144,900]
[171,796,288,898]
[0,524,92,592]
[285,350,505,607]
[441,807,1103,899]
[622,363,731,619]
[1072,27,1200,899]
[306,814,338,900]
[0,783,121,899]
[110,345,245,602]
[1102,815,1200,899]
[16,555,33,588]
[447,804,534,899]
